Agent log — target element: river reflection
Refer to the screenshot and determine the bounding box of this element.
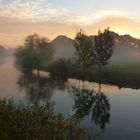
[68,84,110,131]
[17,72,66,105]
[1,56,140,140]
[17,71,111,134]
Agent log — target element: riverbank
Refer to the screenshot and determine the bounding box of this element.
[47,60,140,89]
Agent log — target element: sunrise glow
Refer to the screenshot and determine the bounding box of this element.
[0,0,140,47]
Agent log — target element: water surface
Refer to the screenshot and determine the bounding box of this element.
[0,56,140,140]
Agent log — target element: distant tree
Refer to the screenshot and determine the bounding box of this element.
[15,34,54,75]
[74,30,93,69]
[0,45,6,65]
[91,27,114,87]
[91,28,114,83]
[0,45,6,56]
[93,27,114,66]
[48,58,72,80]
[15,46,36,72]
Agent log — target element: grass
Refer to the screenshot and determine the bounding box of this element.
[47,59,140,89]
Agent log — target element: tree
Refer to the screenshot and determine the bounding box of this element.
[93,27,114,66]
[48,58,72,80]
[74,30,93,69]
[15,34,54,75]
[92,28,114,84]
[0,45,5,56]
[0,98,88,140]
[0,45,6,66]
[15,46,37,72]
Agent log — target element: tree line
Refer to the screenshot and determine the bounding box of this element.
[15,27,114,80]
[74,28,114,72]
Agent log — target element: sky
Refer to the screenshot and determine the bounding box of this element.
[0,0,140,47]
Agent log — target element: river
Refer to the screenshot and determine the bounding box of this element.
[0,56,140,140]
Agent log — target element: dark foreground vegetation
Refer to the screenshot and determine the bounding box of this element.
[0,99,87,140]
[0,83,110,140]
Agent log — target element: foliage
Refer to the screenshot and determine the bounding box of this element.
[0,98,87,140]
[15,34,54,72]
[0,45,5,56]
[74,30,93,69]
[15,47,37,72]
[48,58,73,80]
[46,56,140,89]
[92,27,114,66]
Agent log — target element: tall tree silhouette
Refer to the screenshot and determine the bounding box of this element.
[93,27,114,66]
[74,30,93,69]
[92,28,114,84]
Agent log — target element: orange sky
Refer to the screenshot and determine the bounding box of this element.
[0,17,140,48]
[1,0,140,48]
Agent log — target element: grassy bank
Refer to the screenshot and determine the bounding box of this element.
[47,59,140,89]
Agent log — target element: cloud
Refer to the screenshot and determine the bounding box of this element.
[0,0,48,20]
[0,0,137,25]
[0,16,140,48]
[93,10,133,20]
[0,1,140,48]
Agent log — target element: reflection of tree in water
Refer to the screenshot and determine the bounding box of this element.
[17,72,66,105]
[71,84,111,130]
[72,88,95,119]
[92,92,110,130]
